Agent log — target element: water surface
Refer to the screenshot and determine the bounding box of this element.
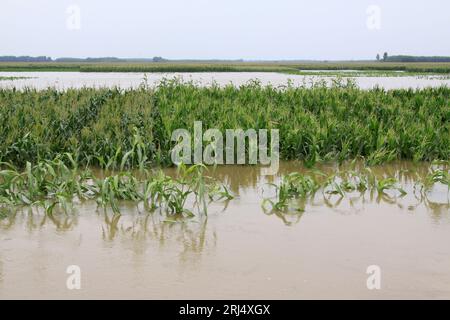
[1,161,449,299]
[0,71,449,90]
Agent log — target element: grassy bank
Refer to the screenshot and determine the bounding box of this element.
[293,61,450,74]
[1,61,450,74]
[0,62,298,74]
[0,80,449,168]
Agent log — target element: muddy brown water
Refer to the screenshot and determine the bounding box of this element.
[0,161,449,299]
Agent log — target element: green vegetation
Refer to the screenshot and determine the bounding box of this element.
[1,61,450,74]
[0,80,449,168]
[0,62,81,72]
[0,151,233,217]
[294,61,450,74]
[0,62,297,74]
[2,152,448,218]
[80,63,299,74]
[1,79,447,219]
[263,160,450,213]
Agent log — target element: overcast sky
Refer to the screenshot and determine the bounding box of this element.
[1,0,449,60]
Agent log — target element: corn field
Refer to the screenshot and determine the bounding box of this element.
[0,80,448,169]
[1,61,450,74]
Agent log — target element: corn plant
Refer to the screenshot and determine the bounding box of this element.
[0,82,448,168]
[262,165,448,213]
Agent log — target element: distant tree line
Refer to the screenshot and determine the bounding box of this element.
[0,56,52,62]
[387,55,450,62]
[0,56,169,63]
[376,53,450,63]
[55,57,123,62]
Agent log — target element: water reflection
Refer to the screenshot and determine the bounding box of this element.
[100,210,217,264]
[174,160,446,196]
[0,208,218,266]
[1,72,450,91]
[259,186,449,226]
[0,209,78,232]
[263,206,305,226]
[256,161,448,225]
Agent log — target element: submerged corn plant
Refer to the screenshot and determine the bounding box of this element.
[263,172,322,212]
[413,161,450,197]
[263,164,449,214]
[0,152,233,218]
[0,153,95,214]
[94,163,233,217]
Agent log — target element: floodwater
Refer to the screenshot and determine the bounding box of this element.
[0,71,450,90]
[1,161,449,299]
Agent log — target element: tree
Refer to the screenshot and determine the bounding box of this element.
[153,56,167,62]
[383,52,388,61]
[376,54,380,61]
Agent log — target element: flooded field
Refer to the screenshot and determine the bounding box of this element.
[1,161,449,299]
[0,71,450,90]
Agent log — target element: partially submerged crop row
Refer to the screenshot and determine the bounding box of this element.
[0,154,233,217]
[1,154,448,218]
[263,160,450,213]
